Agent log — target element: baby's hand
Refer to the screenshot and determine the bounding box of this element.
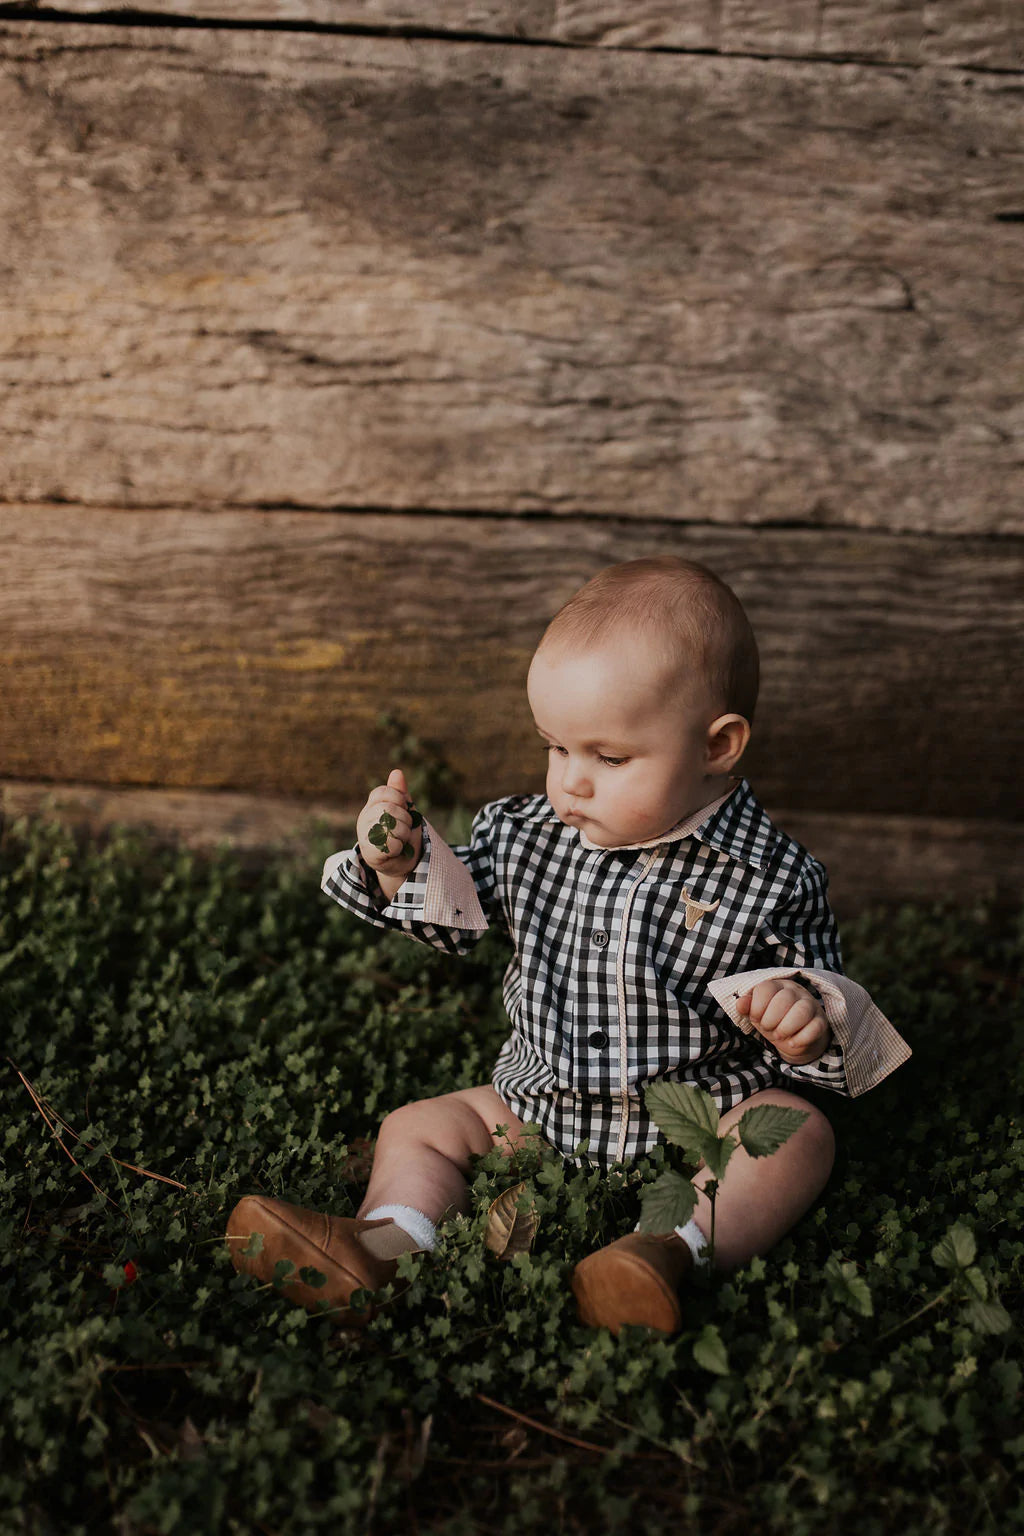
[356,768,424,879]
[735,979,832,1066]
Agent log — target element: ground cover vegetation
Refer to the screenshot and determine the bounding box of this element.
[1,814,1021,1535]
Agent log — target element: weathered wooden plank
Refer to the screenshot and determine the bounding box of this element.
[919,1,1023,67]
[16,2,1022,69]
[0,780,354,856]
[3,780,1021,913]
[2,24,1021,534]
[554,0,721,52]
[561,0,1024,65]
[2,505,1021,820]
[767,808,1024,913]
[3,0,559,32]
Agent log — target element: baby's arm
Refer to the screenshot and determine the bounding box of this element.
[705,833,910,1096]
[710,858,850,1092]
[355,767,423,901]
[323,780,504,957]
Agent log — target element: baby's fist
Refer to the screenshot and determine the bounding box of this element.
[356,768,424,877]
[735,979,831,1066]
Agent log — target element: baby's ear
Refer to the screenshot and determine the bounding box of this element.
[706,713,751,773]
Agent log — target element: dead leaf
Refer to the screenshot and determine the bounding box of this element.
[177,1417,205,1461]
[485,1182,538,1259]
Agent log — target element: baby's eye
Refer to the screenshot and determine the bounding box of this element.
[599,755,629,767]
[545,743,568,757]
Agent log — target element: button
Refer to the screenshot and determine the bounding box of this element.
[588,1029,609,1049]
[591,929,609,948]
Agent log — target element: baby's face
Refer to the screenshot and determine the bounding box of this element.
[527,634,722,849]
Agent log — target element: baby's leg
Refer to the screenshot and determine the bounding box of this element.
[358,1084,527,1226]
[572,1086,834,1334]
[227,1084,524,1320]
[690,1086,835,1267]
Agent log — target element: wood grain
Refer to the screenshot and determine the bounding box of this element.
[2,24,1021,534]
[15,2,1022,69]
[2,505,1020,820]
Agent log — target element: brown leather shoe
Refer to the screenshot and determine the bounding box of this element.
[226,1196,403,1324]
[571,1232,694,1336]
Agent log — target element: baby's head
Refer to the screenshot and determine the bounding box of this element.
[527,557,758,847]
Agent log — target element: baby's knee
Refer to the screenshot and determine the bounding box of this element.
[377,1098,433,1146]
[752,1088,835,1173]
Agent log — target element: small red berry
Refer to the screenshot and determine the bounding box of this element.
[123,1260,139,1284]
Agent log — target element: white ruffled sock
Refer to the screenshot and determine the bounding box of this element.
[360,1203,437,1260]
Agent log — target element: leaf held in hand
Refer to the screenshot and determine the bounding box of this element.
[408,807,424,829]
[484,1181,538,1259]
[378,811,397,833]
[401,842,415,860]
[637,1169,697,1234]
[737,1103,810,1158]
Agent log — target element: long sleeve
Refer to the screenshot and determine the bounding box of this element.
[708,860,910,1097]
[321,804,506,957]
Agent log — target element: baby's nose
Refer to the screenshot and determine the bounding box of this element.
[561,758,592,797]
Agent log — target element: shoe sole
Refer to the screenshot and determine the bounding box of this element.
[571,1249,683,1336]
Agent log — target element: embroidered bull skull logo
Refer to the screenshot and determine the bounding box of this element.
[683,889,720,931]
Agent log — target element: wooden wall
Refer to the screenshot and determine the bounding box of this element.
[1,2,1021,911]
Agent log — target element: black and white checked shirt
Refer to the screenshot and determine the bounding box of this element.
[323,779,909,1167]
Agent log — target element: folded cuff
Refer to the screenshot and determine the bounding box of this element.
[706,965,911,1098]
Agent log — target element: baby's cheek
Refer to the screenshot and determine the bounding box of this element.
[625,801,668,833]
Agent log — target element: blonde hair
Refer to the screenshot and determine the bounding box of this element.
[540,556,759,721]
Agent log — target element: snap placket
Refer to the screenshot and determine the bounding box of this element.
[614,846,663,1163]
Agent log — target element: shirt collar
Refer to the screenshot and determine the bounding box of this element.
[576,778,775,870]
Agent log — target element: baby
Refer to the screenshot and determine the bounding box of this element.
[228,556,909,1334]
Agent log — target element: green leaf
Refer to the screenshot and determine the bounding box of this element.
[963,1265,988,1300]
[932,1223,977,1271]
[911,1396,945,1435]
[408,807,424,828]
[824,1255,873,1317]
[271,1259,296,1287]
[990,1360,1021,1402]
[401,842,415,860]
[693,1324,730,1376]
[637,1170,697,1234]
[644,1081,720,1162]
[241,1231,264,1259]
[737,1103,809,1158]
[378,811,396,832]
[299,1266,327,1290]
[367,824,388,850]
[701,1134,736,1183]
[964,1298,1012,1335]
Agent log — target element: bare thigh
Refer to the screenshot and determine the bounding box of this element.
[358,1084,527,1222]
[691,1087,836,1268]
